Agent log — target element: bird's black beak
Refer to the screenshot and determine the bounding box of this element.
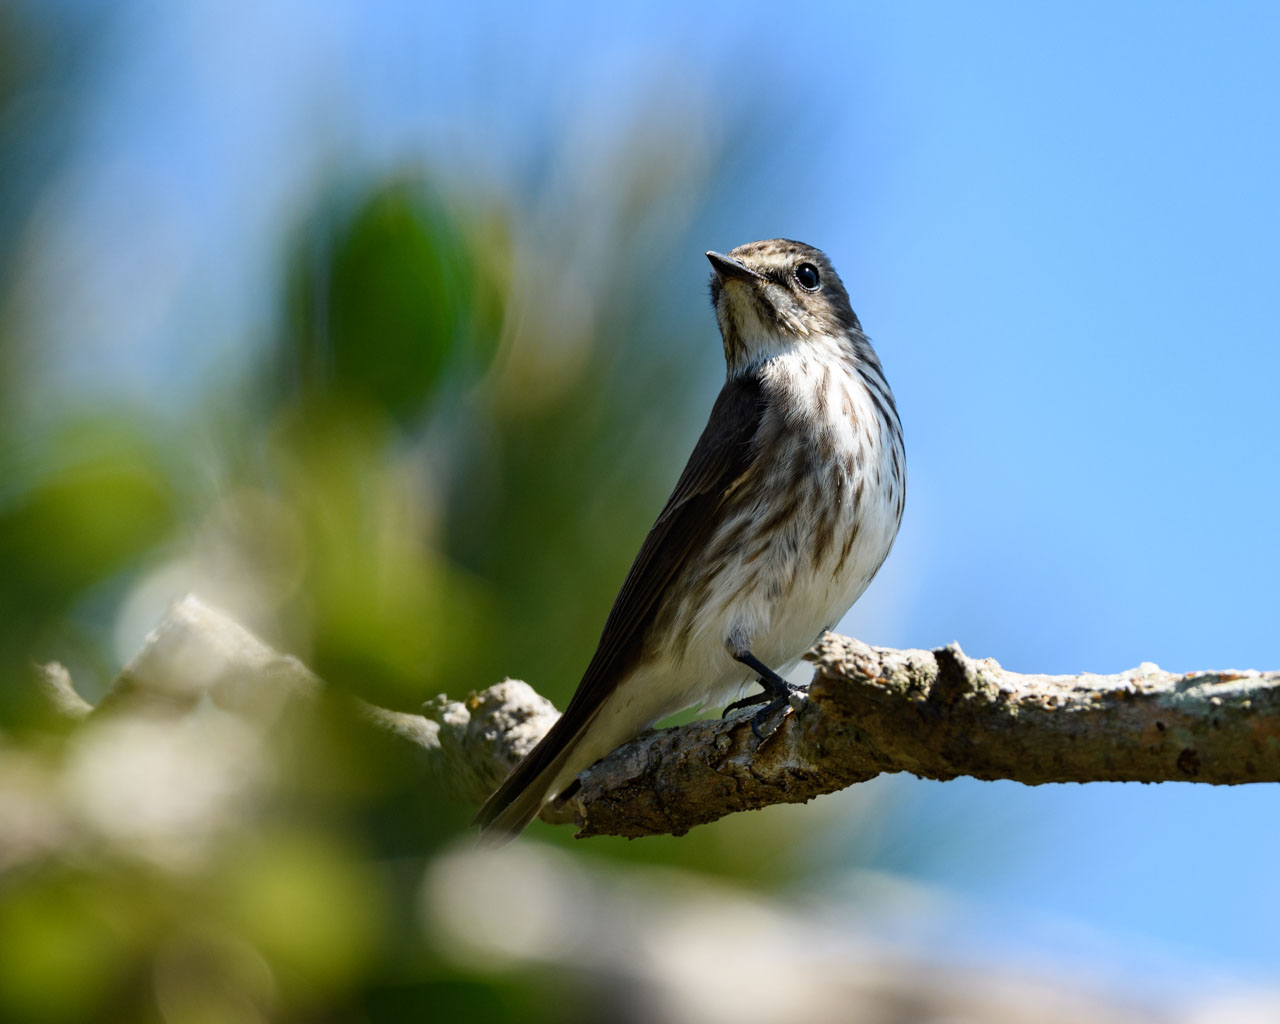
[706,251,764,283]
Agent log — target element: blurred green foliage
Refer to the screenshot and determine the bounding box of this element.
[0,420,177,609]
[281,180,506,422]
[0,10,837,1023]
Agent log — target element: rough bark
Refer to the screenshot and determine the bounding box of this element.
[37,597,1280,840]
[562,634,1280,837]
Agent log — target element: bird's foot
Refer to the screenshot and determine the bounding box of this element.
[723,650,807,739]
[722,680,806,740]
[721,680,800,715]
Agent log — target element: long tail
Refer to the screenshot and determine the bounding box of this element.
[471,711,594,842]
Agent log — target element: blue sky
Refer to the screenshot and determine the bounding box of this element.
[19,0,1280,995]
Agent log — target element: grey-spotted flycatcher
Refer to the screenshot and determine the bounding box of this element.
[474,239,905,838]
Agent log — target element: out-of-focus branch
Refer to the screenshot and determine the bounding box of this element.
[93,595,320,718]
[32,596,561,806]
[32,661,93,720]
[35,598,1280,840]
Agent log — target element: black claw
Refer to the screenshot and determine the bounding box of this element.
[724,681,806,738]
[750,695,794,741]
[722,689,771,717]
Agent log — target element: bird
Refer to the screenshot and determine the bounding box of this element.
[473,239,905,839]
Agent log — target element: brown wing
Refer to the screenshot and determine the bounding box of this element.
[563,372,765,715]
[473,373,766,834]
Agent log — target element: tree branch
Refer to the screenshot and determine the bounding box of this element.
[37,598,1280,841]
[556,634,1280,837]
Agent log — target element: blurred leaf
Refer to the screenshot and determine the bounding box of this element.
[0,417,177,612]
[281,180,507,425]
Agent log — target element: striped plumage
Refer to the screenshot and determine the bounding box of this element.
[474,239,904,839]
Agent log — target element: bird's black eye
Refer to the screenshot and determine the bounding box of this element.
[794,262,821,291]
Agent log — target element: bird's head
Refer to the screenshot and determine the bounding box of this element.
[706,239,862,375]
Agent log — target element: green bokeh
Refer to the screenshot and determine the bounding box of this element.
[0,10,854,1021]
